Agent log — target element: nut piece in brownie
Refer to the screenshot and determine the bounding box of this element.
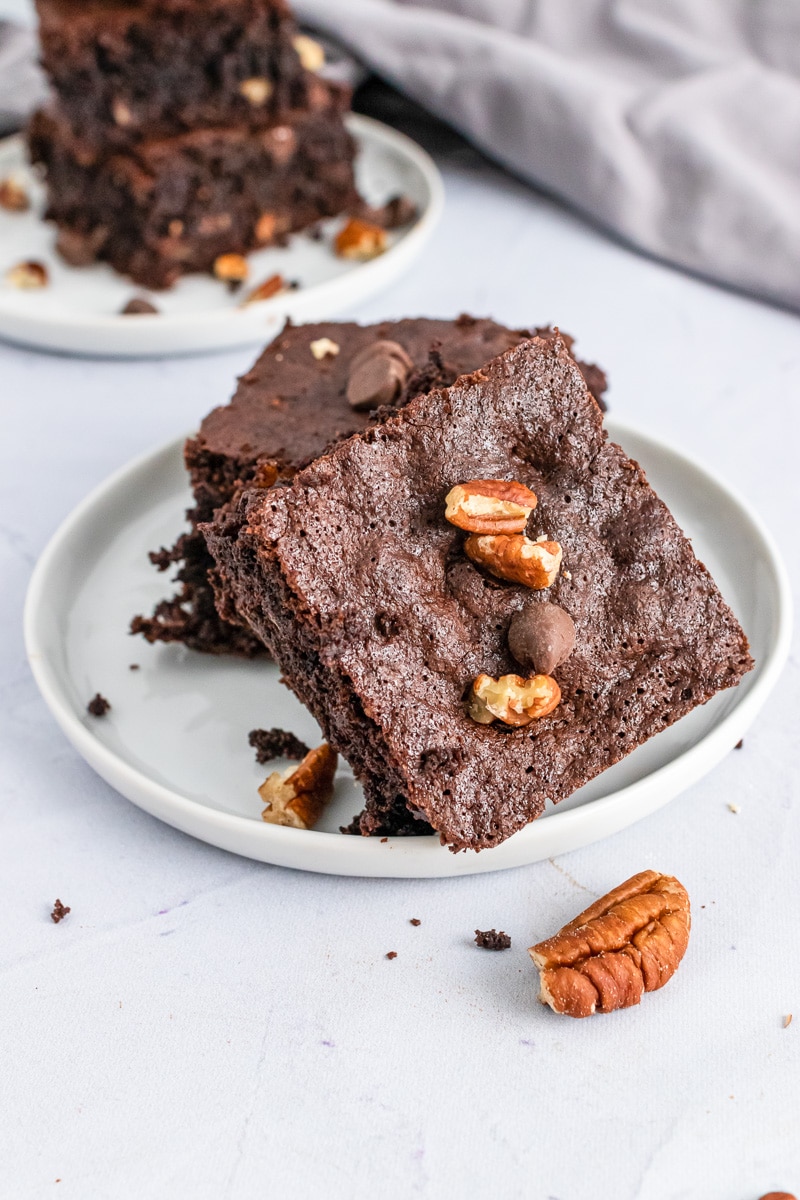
[28,99,358,289]
[34,0,318,148]
[203,334,752,850]
[132,317,607,655]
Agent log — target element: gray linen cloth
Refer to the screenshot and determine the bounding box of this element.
[3,3,800,310]
[292,0,800,312]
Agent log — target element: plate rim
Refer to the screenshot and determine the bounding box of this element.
[0,114,445,354]
[23,419,793,877]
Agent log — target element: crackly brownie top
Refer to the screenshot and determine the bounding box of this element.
[193,317,605,479]
[194,318,529,473]
[234,335,751,850]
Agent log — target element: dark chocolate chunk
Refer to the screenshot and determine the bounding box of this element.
[87,693,110,717]
[508,603,576,676]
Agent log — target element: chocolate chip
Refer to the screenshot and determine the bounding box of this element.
[346,340,413,411]
[121,297,159,315]
[508,603,576,676]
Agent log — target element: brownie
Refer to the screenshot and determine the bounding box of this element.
[35,0,318,148]
[203,334,753,850]
[29,99,358,288]
[131,317,607,654]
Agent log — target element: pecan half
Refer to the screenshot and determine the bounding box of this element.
[0,177,30,212]
[213,253,249,284]
[5,260,48,289]
[240,273,287,306]
[529,871,691,1018]
[469,673,561,726]
[334,218,387,261]
[259,743,337,829]
[465,534,562,589]
[445,479,537,535]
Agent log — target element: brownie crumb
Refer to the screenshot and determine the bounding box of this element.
[409,918,421,926]
[248,727,311,764]
[385,951,398,960]
[129,664,140,671]
[404,342,458,399]
[51,899,71,924]
[87,693,110,717]
[735,738,744,750]
[475,929,511,951]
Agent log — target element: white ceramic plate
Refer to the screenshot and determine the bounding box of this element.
[0,116,443,357]
[24,420,791,877]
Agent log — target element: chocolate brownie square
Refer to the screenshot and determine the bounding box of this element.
[35,0,317,148]
[203,334,752,850]
[28,100,358,289]
[131,317,606,654]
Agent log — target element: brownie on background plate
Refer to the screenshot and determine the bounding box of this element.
[34,0,317,148]
[131,317,607,655]
[28,98,358,290]
[203,334,752,850]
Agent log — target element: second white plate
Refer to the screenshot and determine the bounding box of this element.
[0,115,443,357]
[24,421,791,877]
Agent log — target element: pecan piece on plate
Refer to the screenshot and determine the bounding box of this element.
[529,871,691,1017]
[445,479,537,535]
[465,534,562,589]
[258,743,337,829]
[334,218,387,261]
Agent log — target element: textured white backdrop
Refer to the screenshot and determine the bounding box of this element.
[1,119,799,1197]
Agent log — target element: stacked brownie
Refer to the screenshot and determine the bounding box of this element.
[131,317,607,655]
[203,332,753,849]
[28,0,360,287]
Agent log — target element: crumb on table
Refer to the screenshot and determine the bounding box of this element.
[409,918,421,927]
[385,951,398,960]
[475,929,511,951]
[50,899,70,924]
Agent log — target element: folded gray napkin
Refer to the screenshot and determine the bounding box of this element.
[293,0,800,312]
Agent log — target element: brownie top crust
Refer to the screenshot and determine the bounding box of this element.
[192,317,604,480]
[206,335,752,850]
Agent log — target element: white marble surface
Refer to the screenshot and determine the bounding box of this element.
[1,127,799,1199]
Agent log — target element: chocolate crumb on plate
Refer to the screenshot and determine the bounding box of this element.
[409,918,421,926]
[249,727,310,764]
[386,951,398,960]
[735,738,744,749]
[129,663,140,670]
[87,692,110,717]
[51,899,70,924]
[121,297,158,315]
[475,929,511,951]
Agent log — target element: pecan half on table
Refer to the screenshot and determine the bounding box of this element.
[529,871,691,1018]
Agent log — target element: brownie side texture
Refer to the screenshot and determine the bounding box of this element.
[203,335,753,850]
[132,317,607,654]
[28,100,357,289]
[35,0,314,148]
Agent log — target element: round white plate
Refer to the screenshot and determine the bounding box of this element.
[24,420,791,877]
[0,115,443,357]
